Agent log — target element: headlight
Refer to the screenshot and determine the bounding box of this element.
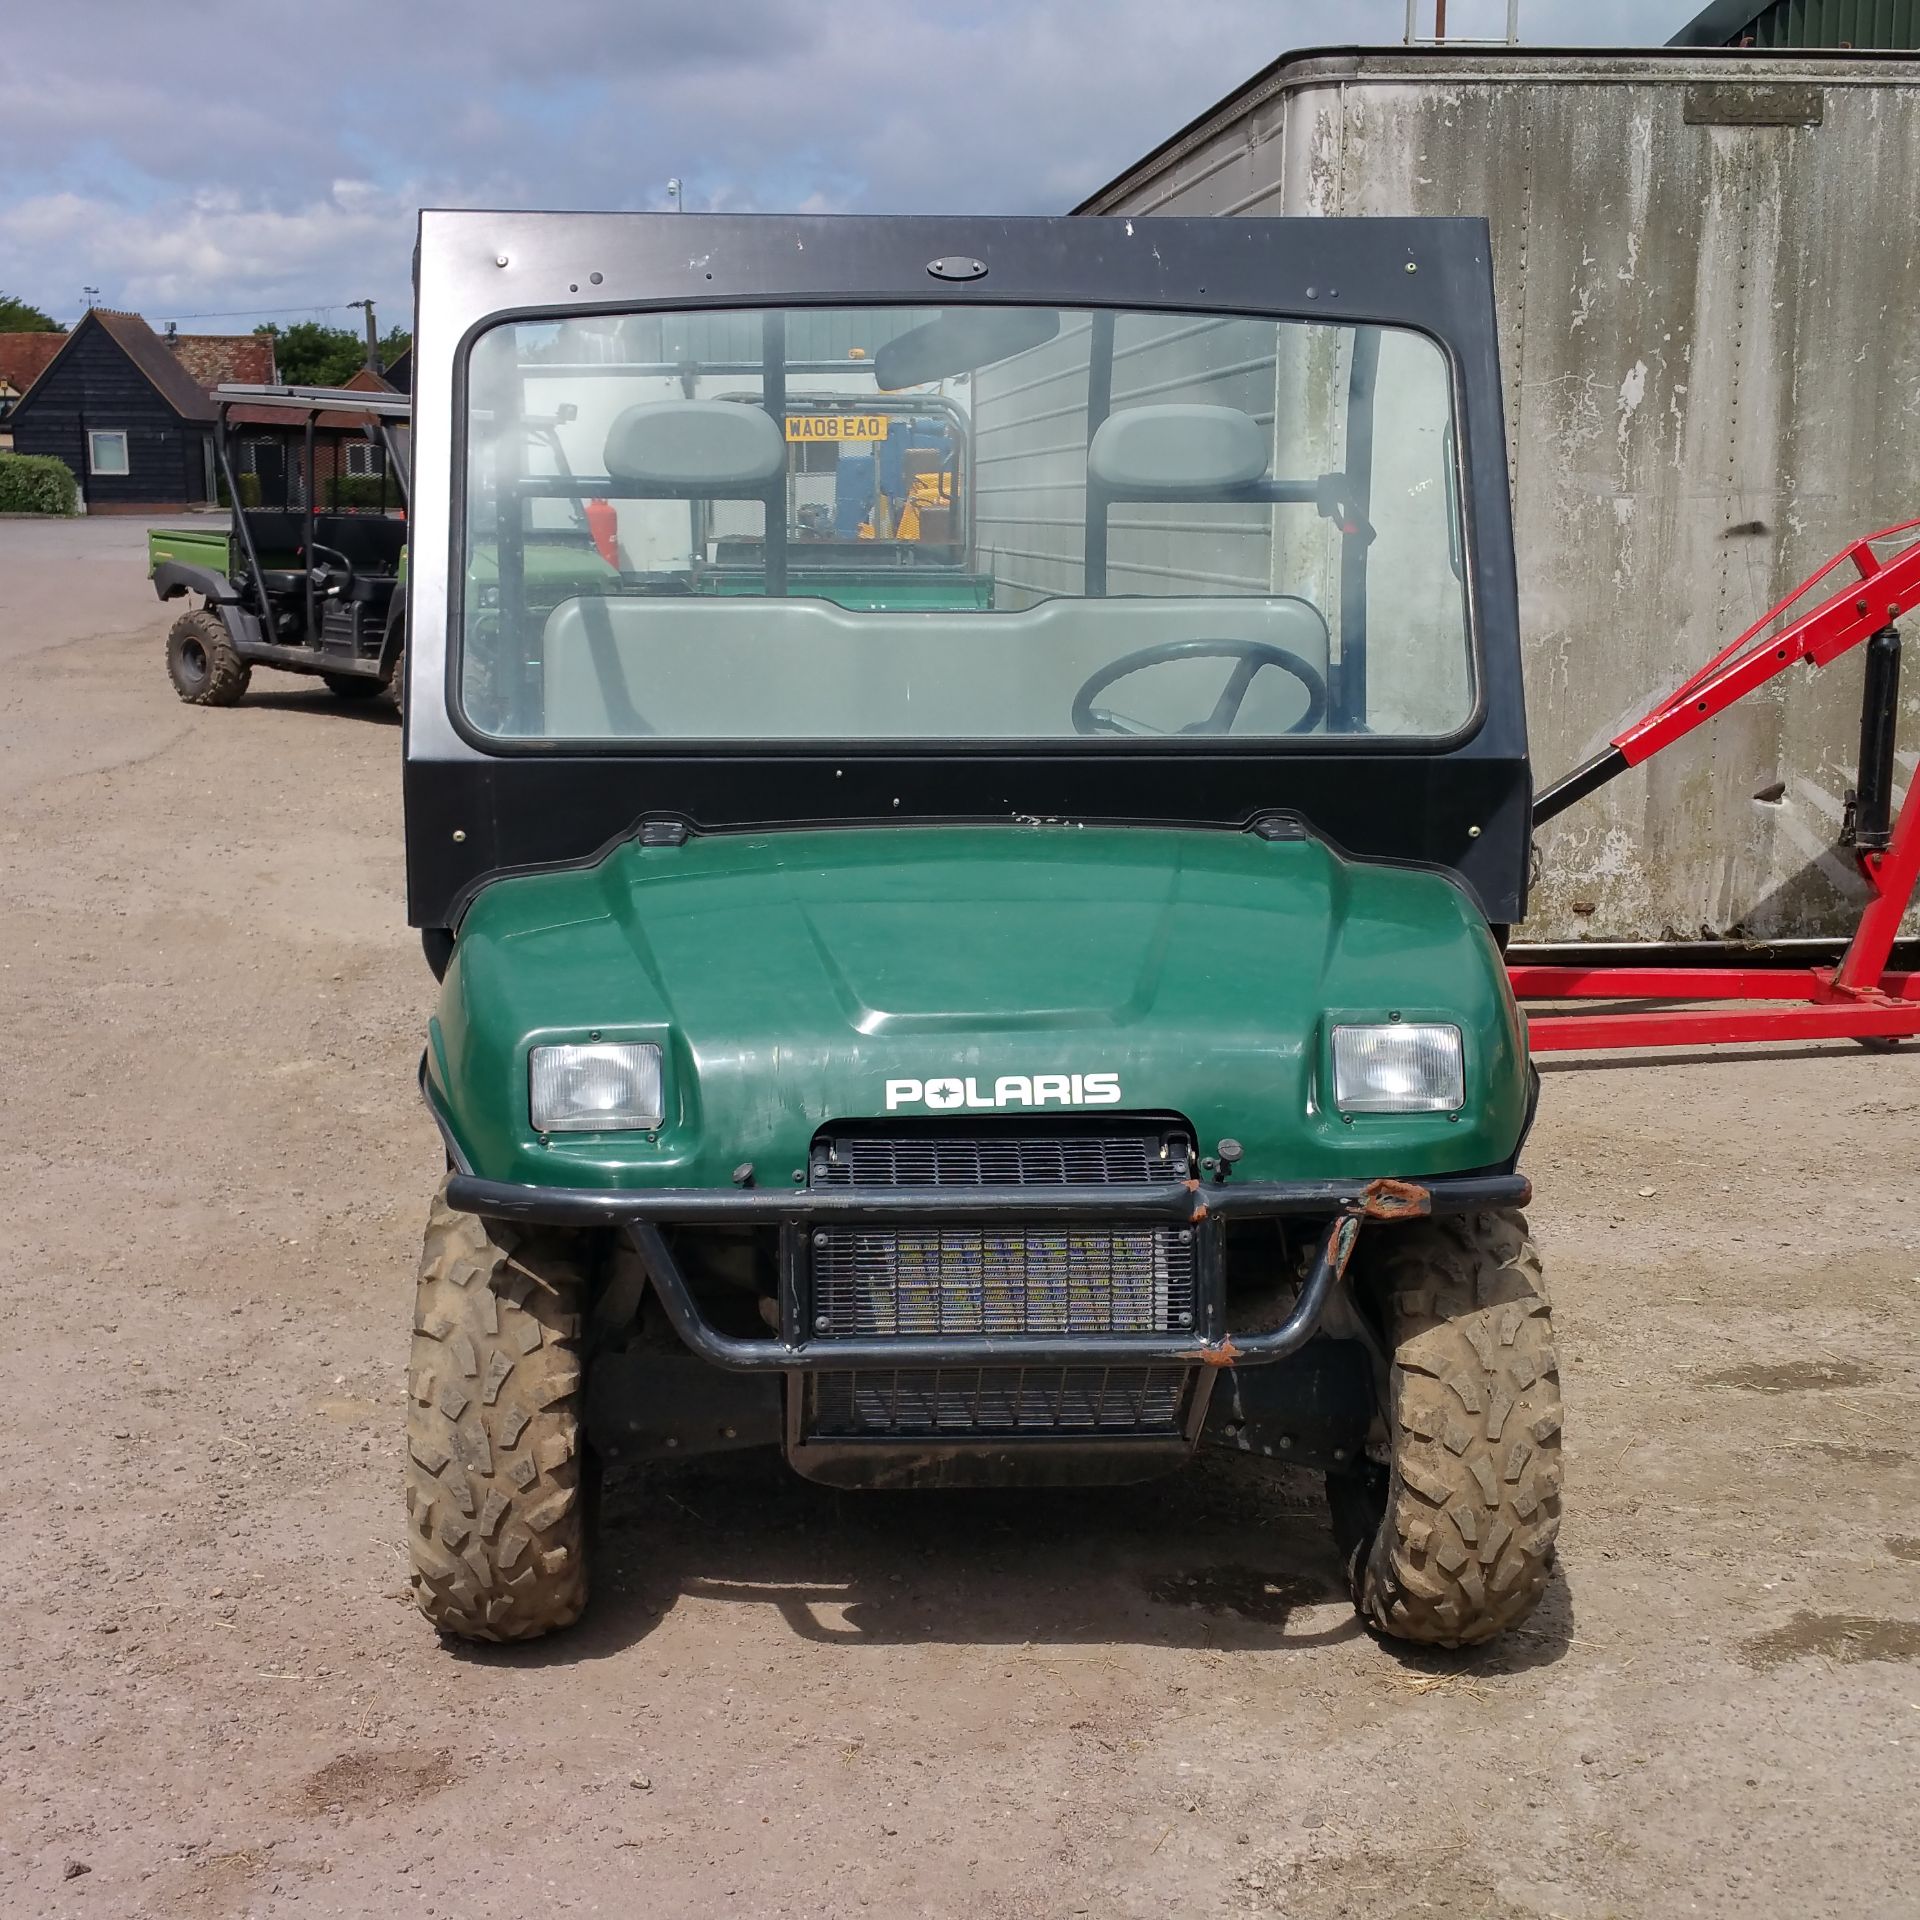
[1331,1023,1463,1114]
[529,1042,664,1133]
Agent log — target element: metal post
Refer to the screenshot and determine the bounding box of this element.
[1083,309,1116,596]
[1507,0,1521,42]
[1405,0,1417,43]
[761,311,787,597]
[219,405,273,624]
[303,410,318,641]
[348,299,379,373]
[1337,328,1380,728]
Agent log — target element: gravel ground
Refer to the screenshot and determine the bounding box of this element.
[2,515,1917,1918]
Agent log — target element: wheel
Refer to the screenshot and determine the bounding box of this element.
[321,674,382,700]
[165,607,250,706]
[406,1181,594,1642]
[1332,1209,1562,1647]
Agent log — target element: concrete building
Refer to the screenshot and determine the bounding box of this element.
[1078,45,1920,945]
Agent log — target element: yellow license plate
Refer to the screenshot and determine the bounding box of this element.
[785,413,890,443]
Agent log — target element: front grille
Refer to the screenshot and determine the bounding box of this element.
[809,1365,1191,1436]
[815,1132,1171,1189]
[798,1127,1200,1440]
[811,1226,1194,1335]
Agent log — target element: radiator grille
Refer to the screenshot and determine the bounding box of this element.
[809,1365,1190,1436]
[815,1131,1171,1189]
[811,1226,1194,1335]
[799,1128,1199,1440]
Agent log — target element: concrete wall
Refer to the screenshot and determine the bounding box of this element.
[1080,50,1920,943]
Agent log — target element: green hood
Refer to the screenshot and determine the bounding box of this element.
[426,824,1529,1188]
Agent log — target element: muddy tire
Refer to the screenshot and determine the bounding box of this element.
[165,607,250,706]
[1337,1210,1561,1647]
[406,1183,593,1642]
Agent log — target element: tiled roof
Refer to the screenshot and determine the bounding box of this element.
[0,332,65,395]
[167,333,277,391]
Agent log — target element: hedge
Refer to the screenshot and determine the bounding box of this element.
[0,451,79,515]
[326,474,394,511]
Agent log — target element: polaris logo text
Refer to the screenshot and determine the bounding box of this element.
[884,1073,1122,1112]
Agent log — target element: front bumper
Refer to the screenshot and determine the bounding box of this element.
[444,1167,1530,1374]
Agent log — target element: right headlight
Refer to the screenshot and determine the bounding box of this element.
[1330,1022,1464,1115]
[529,1041,664,1133]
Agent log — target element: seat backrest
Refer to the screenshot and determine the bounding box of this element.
[311,513,407,573]
[240,509,307,564]
[1087,404,1270,497]
[603,400,785,493]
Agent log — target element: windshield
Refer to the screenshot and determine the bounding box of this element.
[460,304,1470,744]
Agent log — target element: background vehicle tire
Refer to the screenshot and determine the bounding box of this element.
[165,607,250,707]
[1337,1209,1561,1647]
[406,1183,593,1642]
[321,674,383,700]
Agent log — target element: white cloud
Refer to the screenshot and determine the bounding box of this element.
[0,182,428,323]
[3,0,1696,327]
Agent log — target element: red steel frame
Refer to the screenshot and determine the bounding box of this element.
[1513,520,1920,1052]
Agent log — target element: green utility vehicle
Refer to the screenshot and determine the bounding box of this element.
[149,384,413,706]
[403,211,1556,1648]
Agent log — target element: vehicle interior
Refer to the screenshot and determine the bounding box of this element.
[460,303,1472,745]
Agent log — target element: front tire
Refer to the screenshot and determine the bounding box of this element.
[406,1184,593,1642]
[1337,1210,1562,1647]
[165,607,250,706]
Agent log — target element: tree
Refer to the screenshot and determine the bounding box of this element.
[0,294,62,333]
[252,320,366,387]
[252,318,414,385]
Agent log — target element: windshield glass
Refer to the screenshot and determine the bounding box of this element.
[460,304,1470,743]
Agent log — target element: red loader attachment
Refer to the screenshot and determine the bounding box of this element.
[1515,521,1920,1052]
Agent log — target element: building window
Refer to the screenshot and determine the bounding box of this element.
[88,430,131,476]
[345,441,385,478]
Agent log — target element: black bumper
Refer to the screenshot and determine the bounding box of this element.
[444,1167,1530,1376]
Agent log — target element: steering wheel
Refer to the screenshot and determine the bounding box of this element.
[1071,639,1328,737]
[306,543,358,600]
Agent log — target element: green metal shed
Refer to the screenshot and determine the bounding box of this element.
[1672,0,1920,48]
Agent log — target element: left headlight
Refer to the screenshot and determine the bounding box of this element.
[529,1042,664,1133]
[1331,1022,1464,1115]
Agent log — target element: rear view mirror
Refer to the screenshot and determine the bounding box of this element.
[875,308,1061,390]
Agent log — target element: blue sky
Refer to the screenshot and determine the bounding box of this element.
[2,0,1698,336]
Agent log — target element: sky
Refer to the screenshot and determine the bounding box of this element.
[1,0,1699,338]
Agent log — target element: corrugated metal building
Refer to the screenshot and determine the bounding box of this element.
[1673,0,1920,49]
[1078,47,1920,945]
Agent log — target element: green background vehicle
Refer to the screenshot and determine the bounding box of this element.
[149,384,413,706]
[400,211,1557,1650]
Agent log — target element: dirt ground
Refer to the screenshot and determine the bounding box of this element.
[2,514,1918,1920]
